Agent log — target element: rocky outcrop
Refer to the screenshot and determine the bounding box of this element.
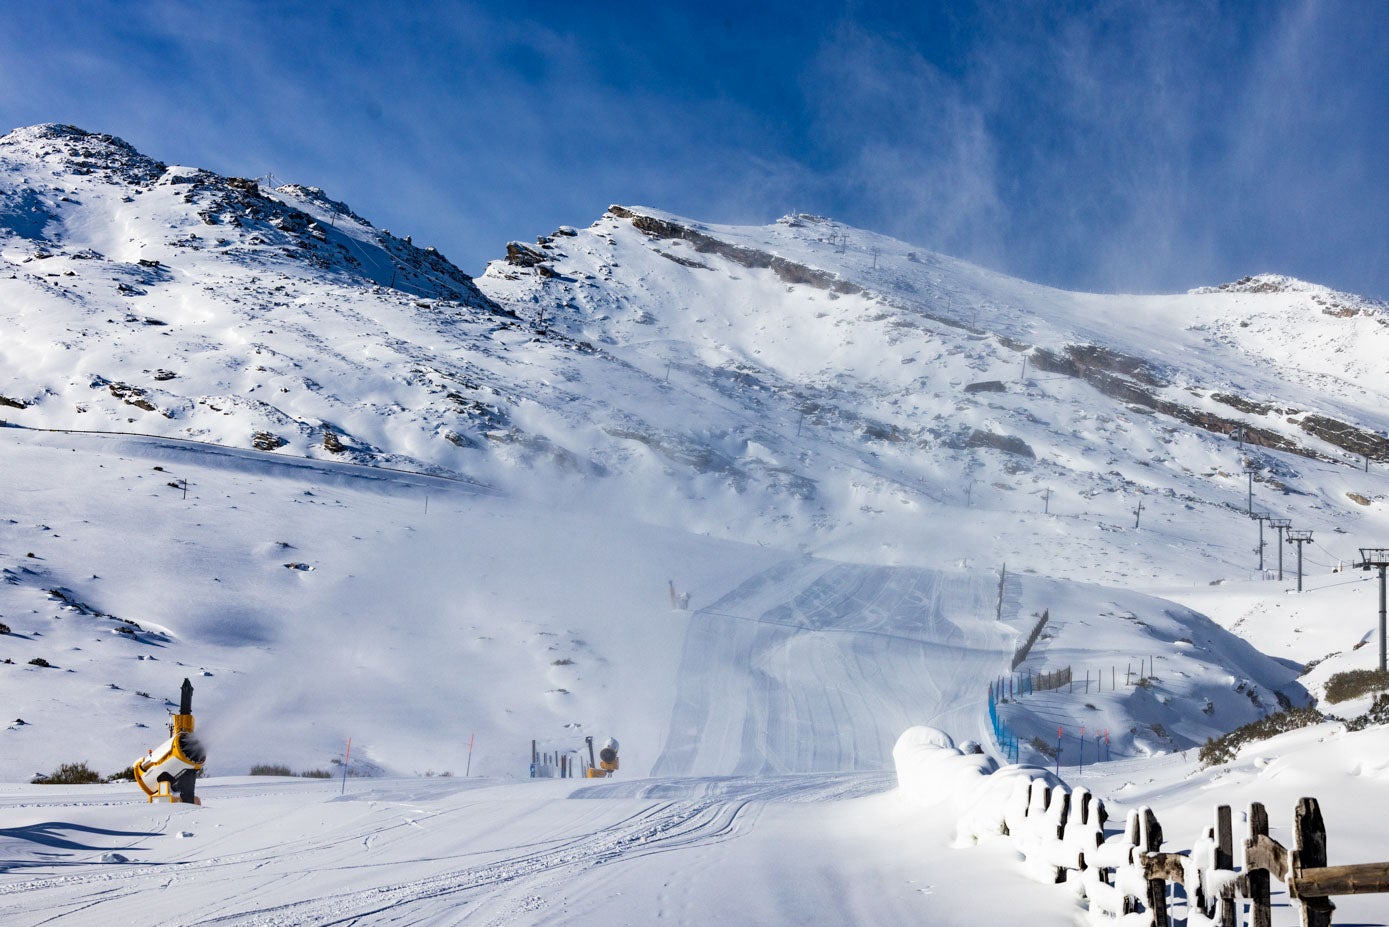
[1297,414,1389,459]
[1027,345,1314,457]
[967,430,1035,458]
[609,206,865,296]
[505,241,548,268]
[1029,344,1170,388]
[1211,393,1277,416]
[106,381,158,413]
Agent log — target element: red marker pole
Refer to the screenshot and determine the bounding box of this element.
[341,737,352,795]
[466,733,476,777]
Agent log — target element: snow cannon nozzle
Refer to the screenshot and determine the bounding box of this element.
[580,733,619,778]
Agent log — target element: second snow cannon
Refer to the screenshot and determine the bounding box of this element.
[133,678,206,804]
[585,736,620,778]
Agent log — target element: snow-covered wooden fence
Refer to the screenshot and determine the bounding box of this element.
[1012,607,1050,669]
[1000,778,1389,926]
[895,728,1388,927]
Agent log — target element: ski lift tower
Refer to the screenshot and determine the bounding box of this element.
[1251,512,1272,573]
[1266,518,1291,580]
[1286,530,1313,592]
[1356,548,1389,672]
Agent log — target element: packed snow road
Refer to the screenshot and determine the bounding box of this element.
[0,774,1076,927]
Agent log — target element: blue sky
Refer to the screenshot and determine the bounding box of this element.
[2,1,1387,298]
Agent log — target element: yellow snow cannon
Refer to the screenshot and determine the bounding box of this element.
[133,678,206,804]
[585,736,620,778]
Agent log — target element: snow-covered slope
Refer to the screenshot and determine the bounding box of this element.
[4,125,1389,926]
[5,125,1387,587]
[475,204,1389,580]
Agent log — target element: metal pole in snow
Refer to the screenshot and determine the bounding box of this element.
[341,737,352,795]
[1055,726,1062,777]
[466,733,475,777]
[1270,519,1291,579]
[1287,530,1313,592]
[1079,725,1085,774]
[1381,564,1388,674]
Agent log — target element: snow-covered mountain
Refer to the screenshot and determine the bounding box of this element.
[5,125,1387,580]
[3,125,1389,926]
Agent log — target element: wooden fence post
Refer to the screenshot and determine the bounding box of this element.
[1245,802,1273,927]
[1142,807,1171,927]
[1293,797,1336,927]
[1124,809,1142,915]
[1217,804,1236,927]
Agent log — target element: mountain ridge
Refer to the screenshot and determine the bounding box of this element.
[2,124,1387,586]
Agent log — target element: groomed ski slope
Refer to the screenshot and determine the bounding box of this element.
[655,561,1011,776]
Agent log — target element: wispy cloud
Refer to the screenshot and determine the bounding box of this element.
[790,1,1389,298]
[803,22,1008,269]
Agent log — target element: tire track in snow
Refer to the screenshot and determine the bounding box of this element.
[174,796,761,926]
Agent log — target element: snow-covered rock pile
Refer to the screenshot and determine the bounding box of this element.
[1190,273,1386,320]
